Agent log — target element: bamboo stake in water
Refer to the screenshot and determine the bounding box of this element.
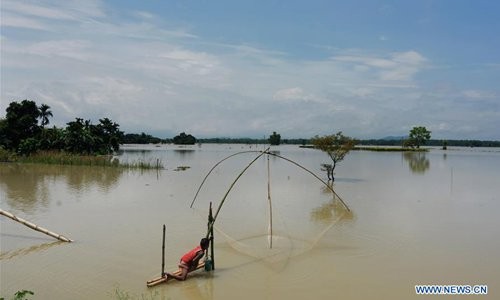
[0,208,73,242]
[209,202,215,270]
[267,154,273,249]
[161,224,166,277]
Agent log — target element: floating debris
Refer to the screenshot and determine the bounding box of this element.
[174,166,191,171]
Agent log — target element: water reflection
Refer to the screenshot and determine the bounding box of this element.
[0,163,123,213]
[314,183,355,224]
[403,152,430,174]
[173,149,195,158]
[0,240,62,260]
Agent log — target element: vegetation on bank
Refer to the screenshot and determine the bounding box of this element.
[1,99,498,170]
[122,132,165,144]
[0,100,163,169]
[0,149,163,169]
[0,100,123,156]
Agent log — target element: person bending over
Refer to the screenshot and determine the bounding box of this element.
[167,238,209,281]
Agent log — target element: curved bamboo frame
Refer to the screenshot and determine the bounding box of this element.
[190,149,351,237]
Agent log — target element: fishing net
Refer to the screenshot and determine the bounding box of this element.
[191,151,353,268]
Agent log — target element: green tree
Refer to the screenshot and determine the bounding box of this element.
[173,132,196,145]
[64,118,122,154]
[311,132,356,181]
[94,117,123,154]
[64,118,95,154]
[4,100,41,150]
[268,131,281,145]
[0,118,7,148]
[406,126,431,148]
[39,126,65,150]
[122,132,162,144]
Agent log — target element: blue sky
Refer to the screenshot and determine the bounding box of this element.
[1,0,499,139]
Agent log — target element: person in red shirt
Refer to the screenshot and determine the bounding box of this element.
[167,238,210,281]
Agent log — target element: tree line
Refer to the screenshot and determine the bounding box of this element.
[0,100,123,155]
[121,132,196,144]
[358,138,500,148]
[0,100,202,156]
[2,100,497,157]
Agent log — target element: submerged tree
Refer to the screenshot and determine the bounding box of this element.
[405,126,431,148]
[173,132,196,145]
[311,132,356,181]
[269,131,281,145]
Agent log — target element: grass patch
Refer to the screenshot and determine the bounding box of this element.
[0,150,163,170]
[0,290,34,300]
[353,146,428,152]
[300,145,428,152]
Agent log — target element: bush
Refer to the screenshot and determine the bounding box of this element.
[0,147,16,162]
[17,138,40,155]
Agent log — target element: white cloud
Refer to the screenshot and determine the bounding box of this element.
[26,40,92,60]
[333,55,397,68]
[1,14,49,30]
[2,1,76,21]
[1,1,498,140]
[159,49,219,73]
[462,90,495,99]
[135,11,154,19]
[1,0,106,31]
[332,50,427,82]
[273,87,322,103]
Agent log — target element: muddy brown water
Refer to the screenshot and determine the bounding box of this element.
[1,144,499,299]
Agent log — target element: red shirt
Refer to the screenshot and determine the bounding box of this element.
[181,245,202,265]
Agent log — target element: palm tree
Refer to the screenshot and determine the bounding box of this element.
[38,104,53,128]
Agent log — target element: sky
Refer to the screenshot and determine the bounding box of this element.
[1,0,499,140]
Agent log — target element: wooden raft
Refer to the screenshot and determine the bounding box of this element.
[147,262,206,287]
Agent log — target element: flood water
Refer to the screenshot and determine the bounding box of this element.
[1,144,499,299]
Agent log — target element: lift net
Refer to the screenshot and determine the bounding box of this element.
[191,150,353,268]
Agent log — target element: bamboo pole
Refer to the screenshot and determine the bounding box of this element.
[267,154,273,249]
[161,224,166,277]
[0,208,73,242]
[209,202,215,270]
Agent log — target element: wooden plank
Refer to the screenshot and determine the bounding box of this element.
[147,262,205,287]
